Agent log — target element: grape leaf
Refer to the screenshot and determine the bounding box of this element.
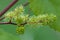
[29,0,60,32]
[0,28,20,40]
[19,24,58,40]
[29,0,56,15]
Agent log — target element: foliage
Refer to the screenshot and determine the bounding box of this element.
[0,28,19,40]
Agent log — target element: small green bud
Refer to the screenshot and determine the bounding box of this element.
[16,26,24,34]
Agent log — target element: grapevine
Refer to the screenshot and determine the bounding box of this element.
[2,4,56,34]
[0,2,56,34]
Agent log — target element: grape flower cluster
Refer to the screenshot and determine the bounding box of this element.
[4,4,56,34]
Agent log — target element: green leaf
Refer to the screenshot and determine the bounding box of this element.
[0,28,20,40]
[19,24,58,40]
[29,0,60,31]
[29,0,56,15]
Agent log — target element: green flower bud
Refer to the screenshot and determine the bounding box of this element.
[16,26,24,34]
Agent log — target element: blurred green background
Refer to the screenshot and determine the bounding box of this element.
[0,0,60,40]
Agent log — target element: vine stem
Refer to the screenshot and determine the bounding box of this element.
[0,21,27,25]
[23,1,30,7]
[0,22,17,25]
